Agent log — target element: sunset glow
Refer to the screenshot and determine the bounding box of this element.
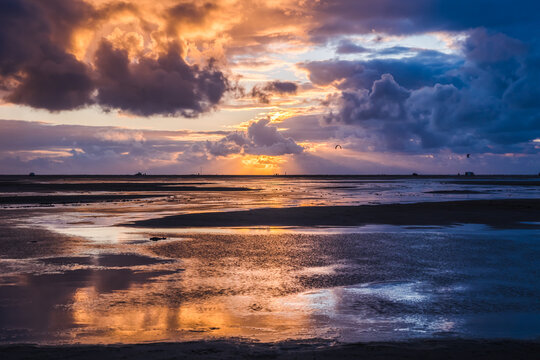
[0,0,539,174]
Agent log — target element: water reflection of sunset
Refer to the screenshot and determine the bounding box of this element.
[70,278,320,343]
[71,293,323,343]
[48,230,353,344]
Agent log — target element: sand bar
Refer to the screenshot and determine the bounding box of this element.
[128,199,540,229]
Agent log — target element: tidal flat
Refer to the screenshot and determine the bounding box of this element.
[0,175,539,358]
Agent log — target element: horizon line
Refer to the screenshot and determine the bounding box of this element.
[0,174,538,177]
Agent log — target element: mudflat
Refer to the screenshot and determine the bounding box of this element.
[2,339,540,360]
[0,194,163,205]
[128,198,540,229]
[0,181,253,193]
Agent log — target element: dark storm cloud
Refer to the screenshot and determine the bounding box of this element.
[463,29,527,64]
[301,50,461,90]
[310,0,540,40]
[316,29,540,154]
[250,81,298,103]
[0,0,230,115]
[336,74,410,124]
[300,61,363,87]
[0,0,94,110]
[5,50,94,111]
[206,118,303,156]
[95,41,229,117]
[0,0,92,75]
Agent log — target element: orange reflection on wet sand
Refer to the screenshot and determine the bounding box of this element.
[70,286,322,344]
[60,231,338,344]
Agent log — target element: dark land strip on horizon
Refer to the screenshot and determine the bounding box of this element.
[0,174,538,184]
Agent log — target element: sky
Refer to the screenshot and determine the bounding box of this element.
[0,0,539,174]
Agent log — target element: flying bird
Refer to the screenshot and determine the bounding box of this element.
[467,154,471,158]
[335,145,342,150]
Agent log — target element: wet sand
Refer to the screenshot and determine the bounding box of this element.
[0,181,253,193]
[2,339,540,359]
[1,176,539,357]
[0,225,88,259]
[444,180,540,187]
[0,194,163,205]
[129,199,540,229]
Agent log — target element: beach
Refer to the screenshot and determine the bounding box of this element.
[0,176,539,358]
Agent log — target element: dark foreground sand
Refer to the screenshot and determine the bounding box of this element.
[129,199,540,229]
[2,340,540,360]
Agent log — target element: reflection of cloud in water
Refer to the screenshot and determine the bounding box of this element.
[0,267,174,342]
[40,254,173,267]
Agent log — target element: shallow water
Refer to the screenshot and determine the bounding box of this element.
[0,176,539,344]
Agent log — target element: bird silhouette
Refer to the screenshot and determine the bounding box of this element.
[335,145,342,150]
[466,153,471,158]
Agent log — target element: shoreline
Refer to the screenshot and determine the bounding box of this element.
[127,198,540,229]
[2,339,540,359]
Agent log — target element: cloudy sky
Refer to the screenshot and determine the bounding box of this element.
[0,0,539,174]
